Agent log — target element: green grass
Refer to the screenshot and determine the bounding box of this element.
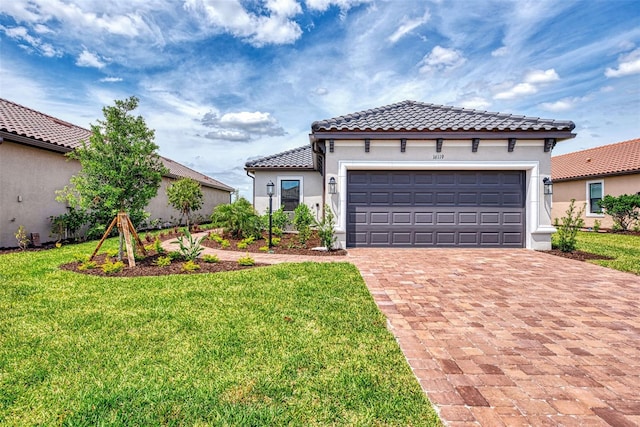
[562,231,640,275]
[0,240,440,426]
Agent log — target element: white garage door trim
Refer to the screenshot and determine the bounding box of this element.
[336,160,548,250]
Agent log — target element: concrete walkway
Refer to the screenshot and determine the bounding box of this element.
[166,236,640,426]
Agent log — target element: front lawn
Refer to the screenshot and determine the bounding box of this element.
[0,240,440,426]
[566,231,640,275]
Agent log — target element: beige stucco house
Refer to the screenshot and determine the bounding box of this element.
[246,100,575,250]
[0,98,234,248]
[551,138,640,229]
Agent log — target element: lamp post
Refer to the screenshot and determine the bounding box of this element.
[267,181,274,249]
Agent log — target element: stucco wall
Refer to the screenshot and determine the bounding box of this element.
[251,170,324,220]
[323,138,554,249]
[552,174,640,229]
[0,140,232,247]
[0,141,79,248]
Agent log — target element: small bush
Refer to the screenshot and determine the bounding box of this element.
[102,259,125,275]
[154,256,172,267]
[237,242,248,249]
[209,233,224,243]
[293,204,314,246]
[259,246,269,252]
[168,251,183,261]
[211,198,263,239]
[593,219,601,232]
[237,254,255,266]
[202,254,219,263]
[173,229,205,261]
[182,260,201,272]
[78,261,97,270]
[15,225,30,251]
[556,199,585,252]
[220,239,230,249]
[316,205,337,250]
[270,237,281,246]
[598,194,640,231]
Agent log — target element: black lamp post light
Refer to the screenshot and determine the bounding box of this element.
[543,177,553,195]
[266,181,274,249]
[328,177,337,195]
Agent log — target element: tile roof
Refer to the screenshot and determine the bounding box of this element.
[552,138,640,181]
[312,100,575,133]
[0,98,91,150]
[0,97,233,191]
[245,145,314,169]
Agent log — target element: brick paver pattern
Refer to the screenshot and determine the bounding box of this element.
[170,237,640,426]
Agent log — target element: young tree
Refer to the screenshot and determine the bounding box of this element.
[66,96,167,260]
[598,194,640,231]
[167,178,203,229]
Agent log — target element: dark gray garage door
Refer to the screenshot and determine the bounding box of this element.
[346,170,525,248]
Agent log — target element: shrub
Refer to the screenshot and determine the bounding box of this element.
[598,194,640,231]
[168,251,183,261]
[154,256,172,267]
[237,254,255,266]
[220,239,230,249]
[593,219,601,232]
[555,199,585,252]
[316,205,337,250]
[237,242,248,249]
[202,254,219,263]
[181,260,201,272]
[78,261,97,270]
[270,237,281,246]
[263,206,291,231]
[209,233,224,243]
[293,204,314,246]
[173,229,205,261]
[153,237,165,254]
[259,246,269,252]
[15,225,30,251]
[102,259,125,275]
[104,248,119,258]
[211,198,263,239]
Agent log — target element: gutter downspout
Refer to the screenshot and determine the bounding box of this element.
[246,169,255,206]
[310,134,326,219]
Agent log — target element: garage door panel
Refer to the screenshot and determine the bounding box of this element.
[347,170,525,248]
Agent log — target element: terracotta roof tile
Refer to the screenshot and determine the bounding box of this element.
[312,100,575,133]
[552,138,640,181]
[245,145,314,169]
[0,98,91,149]
[0,97,233,191]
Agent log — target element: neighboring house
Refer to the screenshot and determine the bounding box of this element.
[551,138,640,229]
[0,98,233,248]
[246,100,575,250]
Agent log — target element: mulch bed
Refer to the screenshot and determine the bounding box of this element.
[60,253,267,277]
[200,231,348,256]
[543,249,614,262]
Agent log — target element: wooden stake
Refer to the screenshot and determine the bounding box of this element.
[126,214,147,256]
[89,216,118,261]
[119,212,136,267]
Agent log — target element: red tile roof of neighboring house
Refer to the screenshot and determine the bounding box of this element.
[0,97,233,191]
[552,138,640,181]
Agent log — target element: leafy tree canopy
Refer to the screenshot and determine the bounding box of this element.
[67,96,167,221]
[167,178,204,228]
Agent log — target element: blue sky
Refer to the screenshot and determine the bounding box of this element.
[1,0,639,197]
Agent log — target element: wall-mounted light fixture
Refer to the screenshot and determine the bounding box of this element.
[543,177,553,195]
[328,177,337,195]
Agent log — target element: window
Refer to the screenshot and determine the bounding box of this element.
[280,179,300,211]
[587,180,604,215]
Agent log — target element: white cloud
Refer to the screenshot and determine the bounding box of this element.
[304,0,372,12]
[457,96,491,110]
[0,25,62,57]
[418,45,466,73]
[100,76,123,83]
[491,46,508,57]
[493,68,559,100]
[524,68,559,84]
[539,98,576,112]
[184,0,302,46]
[605,48,640,78]
[388,10,430,44]
[76,49,106,68]
[201,110,286,142]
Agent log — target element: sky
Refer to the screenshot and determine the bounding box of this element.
[1,0,639,198]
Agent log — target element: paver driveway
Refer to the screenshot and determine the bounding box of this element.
[348,249,640,427]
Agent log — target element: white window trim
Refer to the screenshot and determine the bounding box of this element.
[586,179,605,217]
[276,176,304,211]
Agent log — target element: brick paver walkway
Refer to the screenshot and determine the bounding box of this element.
[347,249,640,426]
[167,237,640,426]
